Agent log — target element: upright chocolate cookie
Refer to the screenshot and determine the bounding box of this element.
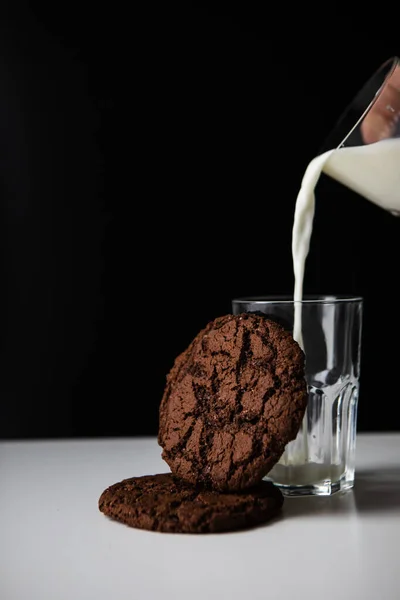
[99,473,283,534]
[159,313,308,491]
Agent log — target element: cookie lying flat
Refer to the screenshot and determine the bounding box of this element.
[158,313,307,492]
[98,473,283,534]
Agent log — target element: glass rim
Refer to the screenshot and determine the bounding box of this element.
[232,295,363,305]
[321,55,400,151]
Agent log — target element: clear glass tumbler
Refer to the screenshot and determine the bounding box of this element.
[232,296,363,496]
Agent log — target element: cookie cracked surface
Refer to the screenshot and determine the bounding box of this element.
[99,473,284,533]
[158,313,308,492]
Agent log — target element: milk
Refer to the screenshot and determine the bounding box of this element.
[285,137,400,485]
[292,137,400,346]
[324,137,400,214]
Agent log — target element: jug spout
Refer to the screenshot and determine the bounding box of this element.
[319,57,400,215]
[321,57,400,154]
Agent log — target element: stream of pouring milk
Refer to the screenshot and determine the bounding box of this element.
[292,136,400,348]
[269,137,400,484]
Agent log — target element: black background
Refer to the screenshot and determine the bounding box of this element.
[1,4,399,439]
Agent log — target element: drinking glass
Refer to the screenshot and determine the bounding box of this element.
[232,296,363,496]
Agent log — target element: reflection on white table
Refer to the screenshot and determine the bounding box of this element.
[1,433,400,600]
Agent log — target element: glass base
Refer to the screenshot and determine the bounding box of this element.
[271,479,354,497]
[265,465,355,497]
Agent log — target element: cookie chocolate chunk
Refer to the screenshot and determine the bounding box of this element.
[98,473,283,534]
[158,313,307,491]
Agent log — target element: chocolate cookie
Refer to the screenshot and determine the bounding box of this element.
[158,313,307,491]
[98,473,283,534]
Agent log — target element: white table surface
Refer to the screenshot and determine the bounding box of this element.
[1,433,400,600]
